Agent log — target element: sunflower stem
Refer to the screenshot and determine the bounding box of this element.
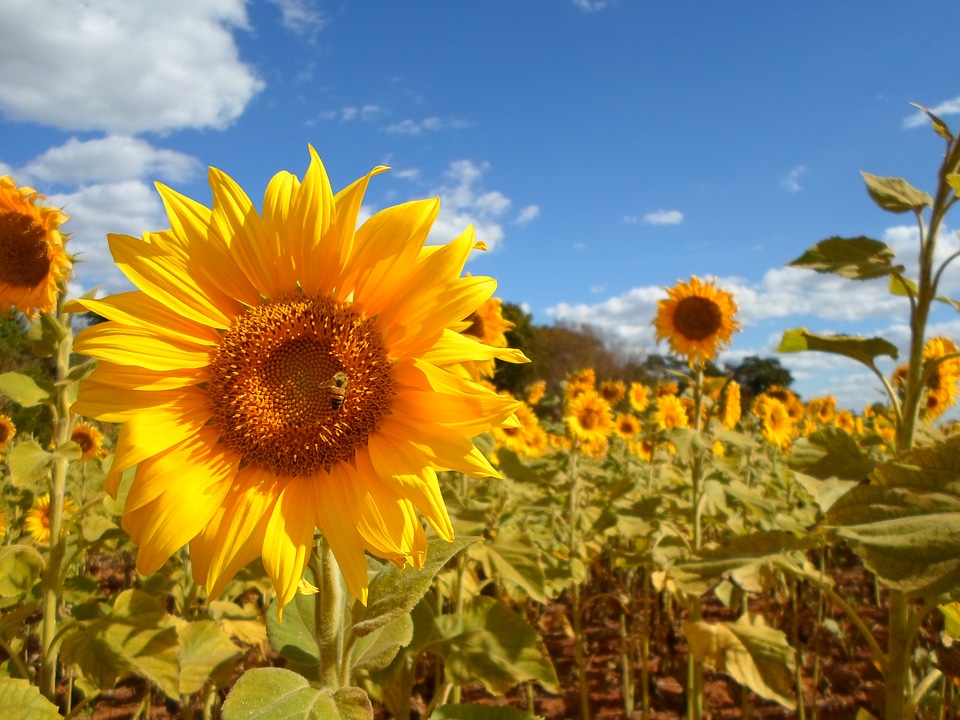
[40,308,74,702]
[315,536,346,690]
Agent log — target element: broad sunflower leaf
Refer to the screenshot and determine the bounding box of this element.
[471,528,547,603]
[348,614,413,675]
[822,435,960,599]
[177,619,243,696]
[426,596,560,695]
[350,535,479,638]
[683,613,796,709]
[222,667,372,720]
[861,172,932,214]
[0,546,43,599]
[0,372,50,408]
[0,678,62,720]
[786,425,878,482]
[60,588,180,699]
[889,274,916,297]
[787,236,903,280]
[431,706,544,720]
[7,439,54,487]
[777,328,898,371]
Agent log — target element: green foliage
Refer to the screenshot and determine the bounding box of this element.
[788,235,904,280]
[778,328,899,373]
[222,668,372,720]
[723,355,793,406]
[0,678,62,720]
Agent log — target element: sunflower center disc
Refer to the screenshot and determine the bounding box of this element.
[672,296,724,341]
[0,212,52,288]
[208,295,395,477]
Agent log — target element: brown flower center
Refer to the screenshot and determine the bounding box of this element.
[672,296,723,341]
[72,431,94,454]
[207,295,395,476]
[0,212,52,288]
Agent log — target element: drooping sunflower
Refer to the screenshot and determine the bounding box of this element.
[71,421,105,461]
[0,176,72,318]
[653,394,689,431]
[25,493,78,544]
[565,391,614,444]
[454,296,514,381]
[653,275,741,366]
[67,149,526,610]
[599,380,626,406]
[628,382,650,413]
[0,415,15,454]
[721,381,741,430]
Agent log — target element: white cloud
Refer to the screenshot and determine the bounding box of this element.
[622,215,638,224]
[385,116,469,135]
[571,0,610,11]
[903,97,960,129]
[427,160,514,252]
[51,181,168,295]
[320,104,382,123]
[0,0,264,133]
[781,165,807,192]
[515,205,540,224]
[269,0,327,37]
[19,136,202,185]
[644,209,684,225]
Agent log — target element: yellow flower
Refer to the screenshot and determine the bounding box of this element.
[71,421,105,461]
[834,410,857,435]
[759,397,794,450]
[653,394,688,431]
[0,415,15,453]
[580,434,609,458]
[565,368,596,402]
[599,380,626,406]
[922,336,960,421]
[765,385,804,423]
[656,381,679,398]
[455,296,514,380]
[630,439,655,462]
[24,493,78,544]
[653,275,741,366]
[525,380,546,405]
[628,382,650,413]
[0,176,72,318]
[806,396,836,425]
[67,149,525,610]
[492,402,544,457]
[565,391,614,444]
[721,381,741,430]
[613,413,640,440]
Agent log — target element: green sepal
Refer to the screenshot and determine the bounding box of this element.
[787,236,903,280]
[777,328,898,371]
[861,171,932,213]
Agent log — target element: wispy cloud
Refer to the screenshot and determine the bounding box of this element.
[0,0,263,134]
[319,105,382,123]
[515,205,540,224]
[904,97,960,129]
[385,116,469,135]
[425,160,514,252]
[644,209,684,225]
[268,0,327,38]
[622,215,639,224]
[571,0,610,12]
[781,165,807,192]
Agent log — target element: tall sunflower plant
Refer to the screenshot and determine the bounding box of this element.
[776,107,960,719]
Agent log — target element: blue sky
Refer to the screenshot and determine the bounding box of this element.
[2,0,960,410]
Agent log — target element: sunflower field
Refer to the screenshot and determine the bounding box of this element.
[1,109,960,720]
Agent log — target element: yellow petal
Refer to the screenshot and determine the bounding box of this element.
[72,383,204,423]
[86,360,203,392]
[262,477,318,613]
[314,466,371,604]
[66,292,221,346]
[292,146,338,296]
[74,323,211,371]
[261,170,300,291]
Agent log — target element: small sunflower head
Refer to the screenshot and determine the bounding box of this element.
[525,380,546,405]
[653,394,689,431]
[628,382,650,413]
[759,397,795,450]
[721,381,741,430]
[565,368,596,402]
[653,275,741,366]
[457,297,515,380]
[614,412,641,440]
[565,391,614,444]
[24,493,79,544]
[71,421,106,461]
[0,176,72,318]
[0,415,15,453]
[599,380,626,406]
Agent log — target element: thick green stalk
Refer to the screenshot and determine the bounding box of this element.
[885,590,910,720]
[316,537,346,690]
[40,311,73,702]
[686,362,705,720]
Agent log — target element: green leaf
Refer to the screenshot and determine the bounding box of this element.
[939,602,960,639]
[822,435,960,599]
[60,588,180,699]
[793,473,858,514]
[861,172,932,213]
[473,529,547,603]
[0,546,43,598]
[777,328,898,371]
[787,426,878,482]
[0,678,62,720]
[910,103,954,141]
[349,614,413,675]
[350,535,478,639]
[0,372,50,408]
[178,619,243,696]
[265,577,324,680]
[431,705,544,720]
[684,613,796,709]
[948,174,960,197]
[427,596,559,695]
[889,274,917,297]
[222,668,372,720]
[787,236,903,280]
[7,439,54,487]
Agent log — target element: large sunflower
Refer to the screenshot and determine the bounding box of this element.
[67,149,526,610]
[0,176,72,318]
[653,275,740,366]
